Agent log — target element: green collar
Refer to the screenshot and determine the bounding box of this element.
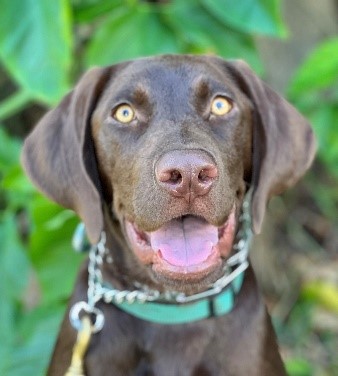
[111,271,244,324]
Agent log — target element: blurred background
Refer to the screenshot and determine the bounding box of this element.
[0,0,337,375]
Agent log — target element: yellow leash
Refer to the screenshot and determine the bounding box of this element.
[65,316,93,376]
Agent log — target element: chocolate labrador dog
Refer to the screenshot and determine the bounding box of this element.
[22,55,316,376]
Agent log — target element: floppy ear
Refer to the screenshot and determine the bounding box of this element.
[226,60,316,234]
[21,67,112,244]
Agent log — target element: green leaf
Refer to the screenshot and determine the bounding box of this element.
[285,358,313,376]
[201,0,286,37]
[85,5,179,67]
[289,37,338,97]
[73,0,123,23]
[166,1,262,72]
[7,304,65,376]
[0,298,16,373]
[0,130,36,210]
[28,195,84,304]
[0,127,21,173]
[0,213,30,300]
[0,213,30,373]
[0,90,32,122]
[2,167,36,211]
[302,280,338,314]
[0,0,73,104]
[0,214,25,371]
[310,105,338,178]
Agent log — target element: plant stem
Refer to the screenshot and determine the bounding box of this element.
[0,90,32,121]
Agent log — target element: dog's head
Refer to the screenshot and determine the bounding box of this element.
[22,55,316,292]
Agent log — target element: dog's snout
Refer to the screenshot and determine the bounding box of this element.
[155,150,218,203]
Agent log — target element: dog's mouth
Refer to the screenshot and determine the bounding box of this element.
[125,206,236,281]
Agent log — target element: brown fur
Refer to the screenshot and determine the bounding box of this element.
[22,55,316,375]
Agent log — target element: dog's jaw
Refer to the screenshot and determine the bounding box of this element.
[124,206,237,283]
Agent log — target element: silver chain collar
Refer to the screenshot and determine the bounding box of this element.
[70,189,253,332]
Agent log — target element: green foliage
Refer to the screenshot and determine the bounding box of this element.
[29,198,82,305]
[0,0,72,105]
[289,37,338,96]
[285,358,313,376]
[0,1,336,375]
[0,127,84,375]
[85,3,179,66]
[201,0,286,36]
[288,37,338,179]
[302,281,338,314]
[0,0,286,112]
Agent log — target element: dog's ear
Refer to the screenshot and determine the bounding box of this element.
[22,67,112,244]
[226,60,316,234]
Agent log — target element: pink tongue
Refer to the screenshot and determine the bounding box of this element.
[149,217,218,267]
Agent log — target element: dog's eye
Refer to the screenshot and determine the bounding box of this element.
[210,96,232,116]
[113,104,135,124]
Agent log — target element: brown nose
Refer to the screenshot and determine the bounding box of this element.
[155,150,218,203]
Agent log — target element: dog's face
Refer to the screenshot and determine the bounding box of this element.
[91,56,252,289]
[22,55,316,294]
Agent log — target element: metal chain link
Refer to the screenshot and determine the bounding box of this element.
[70,188,253,332]
[87,231,106,307]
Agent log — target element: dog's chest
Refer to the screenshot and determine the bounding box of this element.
[86,320,217,375]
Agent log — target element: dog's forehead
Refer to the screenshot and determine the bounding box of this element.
[107,55,234,97]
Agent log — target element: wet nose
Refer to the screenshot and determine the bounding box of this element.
[155,150,218,203]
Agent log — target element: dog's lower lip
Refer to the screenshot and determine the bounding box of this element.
[125,209,236,280]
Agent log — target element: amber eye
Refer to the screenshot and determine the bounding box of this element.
[113,104,135,124]
[210,96,232,116]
